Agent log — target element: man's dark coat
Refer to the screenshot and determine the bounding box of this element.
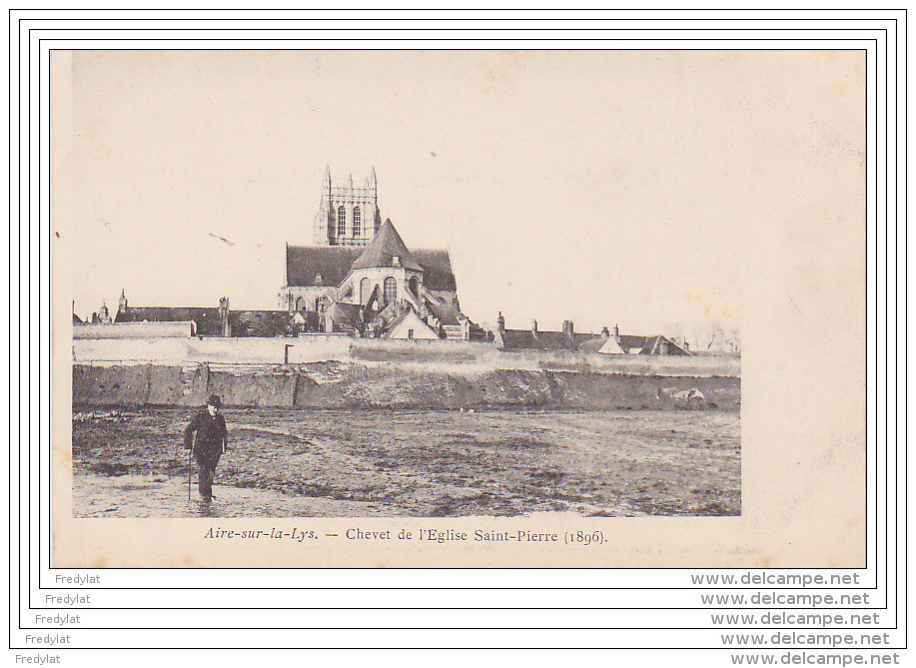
[184,409,228,469]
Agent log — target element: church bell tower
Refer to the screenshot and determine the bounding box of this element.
[312,166,382,247]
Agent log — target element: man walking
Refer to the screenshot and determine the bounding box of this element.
[184,394,229,502]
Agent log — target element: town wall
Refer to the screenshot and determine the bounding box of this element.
[73,336,351,365]
[72,362,741,411]
[73,321,194,339]
[73,336,740,377]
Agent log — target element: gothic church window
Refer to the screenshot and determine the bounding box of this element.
[360,278,370,305]
[383,277,397,304]
[352,206,361,236]
[337,206,346,236]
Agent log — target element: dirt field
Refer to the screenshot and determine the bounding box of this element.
[71,407,740,518]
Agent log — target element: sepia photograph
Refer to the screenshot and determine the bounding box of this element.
[65,50,747,520]
[52,47,865,567]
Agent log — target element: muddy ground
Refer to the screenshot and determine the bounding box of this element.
[71,407,740,518]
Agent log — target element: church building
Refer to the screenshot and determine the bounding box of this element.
[280,168,479,340]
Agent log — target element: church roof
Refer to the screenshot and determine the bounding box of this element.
[286,245,363,288]
[414,250,457,291]
[286,246,457,291]
[350,219,423,272]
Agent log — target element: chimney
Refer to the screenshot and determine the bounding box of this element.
[218,296,231,337]
[614,323,620,342]
[601,326,610,337]
[392,255,400,267]
[497,311,505,333]
[562,320,574,337]
[531,319,538,338]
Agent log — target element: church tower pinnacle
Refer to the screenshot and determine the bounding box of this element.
[312,167,381,247]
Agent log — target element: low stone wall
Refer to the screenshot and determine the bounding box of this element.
[72,362,741,411]
[74,336,740,378]
[73,321,195,339]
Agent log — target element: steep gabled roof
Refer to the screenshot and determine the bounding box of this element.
[382,308,440,340]
[350,219,423,272]
[639,335,692,356]
[426,299,463,326]
[597,337,627,354]
[606,333,693,355]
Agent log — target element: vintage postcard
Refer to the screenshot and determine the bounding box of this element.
[51,49,866,567]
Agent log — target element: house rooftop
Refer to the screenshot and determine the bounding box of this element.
[498,328,593,351]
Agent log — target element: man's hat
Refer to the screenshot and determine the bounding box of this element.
[207,394,222,408]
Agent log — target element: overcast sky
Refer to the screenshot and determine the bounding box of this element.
[58,49,865,337]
